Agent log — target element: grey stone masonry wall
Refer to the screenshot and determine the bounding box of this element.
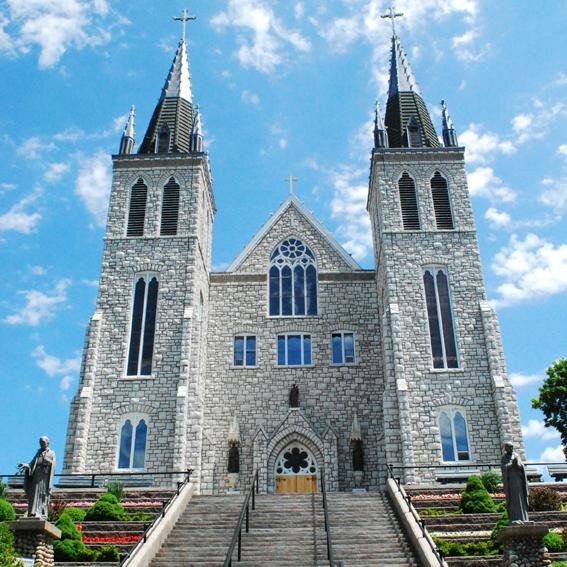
[63,153,214,483]
[202,205,385,493]
[368,147,524,481]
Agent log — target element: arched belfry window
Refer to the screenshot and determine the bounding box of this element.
[439,409,470,462]
[117,415,148,469]
[399,173,420,230]
[160,177,180,235]
[127,274,159,376]
[156,123,171,153]
[126,179,148,237]
[269,238,317,316]
[423,267,458,369]
[431,172,454,230]
[406,116,422,148]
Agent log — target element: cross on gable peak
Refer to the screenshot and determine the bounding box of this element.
[380,5,404,36]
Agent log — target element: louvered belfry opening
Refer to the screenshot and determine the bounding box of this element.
[126,179,148,237]
[431,171,454,230]
[398,172,420,230]
[160,177,180,235]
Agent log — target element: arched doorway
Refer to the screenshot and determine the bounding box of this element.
[274,442,318,493]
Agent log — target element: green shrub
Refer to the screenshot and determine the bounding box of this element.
[419,508,461,516]
[98,492,120,505]
[85,498,128,521]
[481,471,502,493]
[552,562,567,567]
[496,500,507,513]
[529,487,563,511]
[55,512,81,541]
[0,522,21,566]
[0,482,8,500]
[129,510,154,521]
[433,537,499,557]
[0,500,16,522]
[460,475,497,514]
[544,532,565,552]
[488,510,508,553]
[53,539,96,562]
[105,481,124,502]
[96,545,120,561]
[63,506,86,522]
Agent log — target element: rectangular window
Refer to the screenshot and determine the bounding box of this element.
[423,267,458,369]
[331,332,355,364]
[233,335,256,367]
[277,334,312,366]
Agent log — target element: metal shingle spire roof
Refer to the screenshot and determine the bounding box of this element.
[388,34,421,98]
[161,38,193,102]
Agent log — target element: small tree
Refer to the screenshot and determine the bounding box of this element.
[532,358,567,462]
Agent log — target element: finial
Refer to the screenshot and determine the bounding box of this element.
[119,105,136,155]
[285,174,298,195]
[441,99,458,147]
[381,4,404,36]
[173,7,196,42]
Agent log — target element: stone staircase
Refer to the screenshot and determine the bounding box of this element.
[151,492,420,567]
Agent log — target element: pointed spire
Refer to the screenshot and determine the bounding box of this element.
[373,101,388,149]
[441,99,459,147]
[119,105,136,155]
[190,105,204,152]
[388,35,420,98]
[161,38,193,103]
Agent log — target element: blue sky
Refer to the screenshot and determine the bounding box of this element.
[0,0,565,474]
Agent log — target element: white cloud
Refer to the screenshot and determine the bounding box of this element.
[75,151,111,227]
[17,136,55,160]
[512,113,533,133]
[540,177,567,210]
[484,207,511,229]
[460,123,516,165]
[211,0,310,73]
[491,233,567,307]
[29,265,47,276]
[522,419,560,441]
[44,161,70,182]
[467,166,517,203]
[4,279,70,326]
[509,372,543,388]
[558,144,567,156]
[278,138,288,149]
[294,2,304,19]
[540,445,565,463]
[511,102,566,144]
[32,345,81,377]
[60,375,74,391]
[1,0,119,68]
[0,192,41,234]
[241,89,260,105]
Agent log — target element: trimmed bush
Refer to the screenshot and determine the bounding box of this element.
[529,487,562,511]
[105,482,124,502]
[481,471,502,493]
[0,500,16,522]
[0,522,20,566]
[97,545,121,561]
[98,493,120,505]
[544,532,565,553]
[433,537,499,557]
[552,562,567,567]
[85,498,128,521]
[129,511,154,521]
[53,539,96,562]
[460,475,497,514]
[63,507,86,522]
[56,512,81,541]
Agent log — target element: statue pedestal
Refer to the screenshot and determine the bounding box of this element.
[498,523,551,567]
[10,519,61,567]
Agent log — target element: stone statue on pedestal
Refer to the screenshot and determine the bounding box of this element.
[289,383,299,408]
[19,436,56,520]
[501,441,529,524]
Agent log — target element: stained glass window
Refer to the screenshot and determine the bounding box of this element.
[439,410,470,462]
[117,416,148,470]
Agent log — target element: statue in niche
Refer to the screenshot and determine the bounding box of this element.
[227,443,240,474]
[18,436,56,520]
[289,383,299,408]
[501,442,529,524]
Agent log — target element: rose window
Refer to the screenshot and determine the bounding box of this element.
[274,443,318,475]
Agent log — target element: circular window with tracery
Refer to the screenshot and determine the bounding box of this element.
[274,443,318,475]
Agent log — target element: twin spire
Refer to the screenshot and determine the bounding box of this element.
[119,9,203,156]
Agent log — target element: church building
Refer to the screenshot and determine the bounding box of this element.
[62,18,524,493]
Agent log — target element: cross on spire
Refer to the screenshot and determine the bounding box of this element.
[381,5,404,36]
[173,7,196,41]
[285,174,298,195]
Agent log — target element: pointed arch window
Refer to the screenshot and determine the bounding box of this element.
[399,173,420,230]
[423,267,458,369]
[439,409,470,462]
[406,116,422,148]
[117,416,148,469]
[269,238,317,316]
[127,274,159,376]
[126,179,148,237]
[156,123,171,153]
[160,177,180,235]
[431,172,454,230]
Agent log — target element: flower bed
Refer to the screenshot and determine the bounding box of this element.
[82,535,141,544]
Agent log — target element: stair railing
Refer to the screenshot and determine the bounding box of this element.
[320,466,342,567]
[223,469,259,567]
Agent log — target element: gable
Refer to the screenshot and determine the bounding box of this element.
[227,196,360,274]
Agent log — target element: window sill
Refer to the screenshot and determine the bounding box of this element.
[267,315,321,319]
[330,362,358,367]
[430,367,465,374]
[275,364,314,369]
[119,375,155,381]
[231,365,257,369]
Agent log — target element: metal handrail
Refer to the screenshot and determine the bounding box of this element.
[320,466,339,567]
[387,464,448,566]
[223,469,259,567]
[120,469,193,566]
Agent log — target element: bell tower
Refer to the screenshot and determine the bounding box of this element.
[369,21,523,481]
[63,12,214,489]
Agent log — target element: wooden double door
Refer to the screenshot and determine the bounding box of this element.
[275,474,318,493]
